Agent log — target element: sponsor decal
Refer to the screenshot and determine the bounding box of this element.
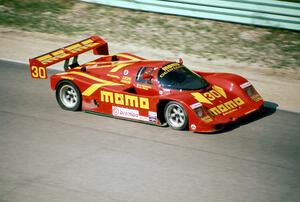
[112,106,139,120]
[160,63,182,78]
[207,97,245,116]
[30,66,47,79]
[148,111,157,122]
[190,124,196,130]
[121,76,132,84]
[137,84,151,90]
[101,90,149,110]
[191,85,245,116]
[123,69,129,76]
[112,106,150,121]
[190,102,202,109]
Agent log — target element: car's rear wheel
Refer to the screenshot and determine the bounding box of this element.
[164,101,188,130]
[56,81,82,111]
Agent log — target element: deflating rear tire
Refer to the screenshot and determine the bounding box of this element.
[56,81,82,111]
[164,101,188,130]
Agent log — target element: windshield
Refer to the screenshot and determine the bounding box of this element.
[158,63,209,90]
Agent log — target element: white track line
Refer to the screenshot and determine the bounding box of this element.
[0,57,27,64]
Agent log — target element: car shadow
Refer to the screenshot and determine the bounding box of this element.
[204,101,278,134]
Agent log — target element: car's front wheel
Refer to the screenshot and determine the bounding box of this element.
[164,101,188,130]
[56,81,82,111]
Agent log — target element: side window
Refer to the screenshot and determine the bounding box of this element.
[136,67,153,84]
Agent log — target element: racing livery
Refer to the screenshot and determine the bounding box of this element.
[29,36,264,132]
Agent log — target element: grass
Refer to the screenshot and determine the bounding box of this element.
[0,0,299,70]
[0,0,79,34]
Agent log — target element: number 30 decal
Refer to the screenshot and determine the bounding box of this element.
[31,66,47,79]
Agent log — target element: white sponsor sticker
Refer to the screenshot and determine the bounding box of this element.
[123,69,129,76]
[240,81,251,89]
[190,102,202,109]
[112,106,139,120]
[112,106,150,122]
[148,111,157,122]
[149,111,157,117]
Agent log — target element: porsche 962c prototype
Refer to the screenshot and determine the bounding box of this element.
[29,36,264,133]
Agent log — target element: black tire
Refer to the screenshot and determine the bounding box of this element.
[56,80,82,111]
[164,101,188,130]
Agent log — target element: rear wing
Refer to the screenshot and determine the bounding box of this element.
[29,35,109,79]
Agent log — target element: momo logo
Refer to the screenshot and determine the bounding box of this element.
[207,97,245,116]
[191,86,245,116]
[100,90,149,109]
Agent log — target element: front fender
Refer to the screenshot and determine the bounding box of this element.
[203,73,252,100]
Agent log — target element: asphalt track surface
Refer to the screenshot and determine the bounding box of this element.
[0,60,299,202]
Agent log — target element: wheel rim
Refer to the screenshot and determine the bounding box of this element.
[59,84,78,109]
[166,103,186,128]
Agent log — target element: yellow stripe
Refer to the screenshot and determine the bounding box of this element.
[59,71,115,84]
[245,109,256,115]
[58,71,123,96]
[81,39,100,47]
[51,50,64,56]
[82,81,122,96]
[116,53,141,61]
[212,85,227,98]
[83,83,108,96]
[86,64,113,69]
[84,61,133,72]
[81,39,93,45]
[65,43,81,51]
[37,54,52,62]
[98,64,113,68]
[107,74,120,79]
[61,76,74,80]
[84,42,99,47]
[110,63,131,73]
[191,92,213,105]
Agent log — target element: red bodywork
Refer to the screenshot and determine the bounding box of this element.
[29,36,264,133]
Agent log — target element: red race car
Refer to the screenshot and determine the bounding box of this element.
[29,36,264,133]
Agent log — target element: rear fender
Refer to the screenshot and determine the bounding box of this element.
[51,74,91,94]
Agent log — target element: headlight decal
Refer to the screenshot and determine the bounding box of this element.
[241,82,262,102]
[240,81,251,89]
[190,102,202,109]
